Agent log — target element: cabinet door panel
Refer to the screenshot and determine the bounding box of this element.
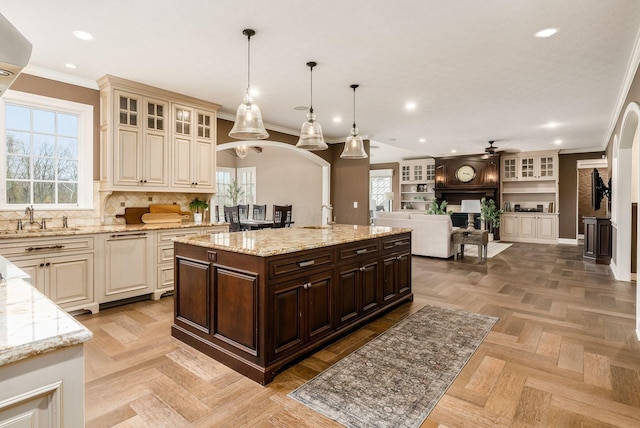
[382,257,396,302]
[48,254,93,306]
[361,261,379,313]
[172,137,192,186]
[519,215,537,239]
[307,272,332,340]
[271,282,303,357]
[104,236,149,297]
[336,267,359,324]
[213,266,258,354]
[175,256,211,333]
[194,139,214,188]
[537,216,556,240]
[115,129,140,185]
[12,259,45,293]
[144,132,168,186]
[396,252,411,295]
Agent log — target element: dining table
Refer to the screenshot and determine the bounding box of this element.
[239,219,295,230]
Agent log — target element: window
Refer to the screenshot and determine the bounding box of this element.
[212,167,257,219]
[370,169,392,211]
[237,167,256,206]
[0,90,93,209]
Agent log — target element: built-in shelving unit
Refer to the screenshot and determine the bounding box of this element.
[400,158,435,210]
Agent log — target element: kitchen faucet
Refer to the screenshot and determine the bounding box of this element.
[321,204,335,226]
[25,205,44,229]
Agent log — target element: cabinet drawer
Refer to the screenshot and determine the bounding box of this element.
[200,226,228,235]
[157,229,199,243]
[268,250,334,280]
[0,236,95,257]
[338,241,379,262]
[157,264,174,289]
[381,234,411,254]
[157,244,174,264]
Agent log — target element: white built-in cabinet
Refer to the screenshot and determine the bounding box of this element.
[400,158,435,210]
[500,150,559,243]
[0,236,98,314]
[98,75,220,194]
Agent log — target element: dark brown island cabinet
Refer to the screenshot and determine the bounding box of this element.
[171,225,413,384]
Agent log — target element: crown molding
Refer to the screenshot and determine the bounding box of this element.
[22,66,99,89]
[558,146,606,155]
[605,27,640,148]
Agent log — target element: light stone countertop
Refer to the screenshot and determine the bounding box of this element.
[0,258,93,367]
[174,224,413,257]
[0,221,229,240]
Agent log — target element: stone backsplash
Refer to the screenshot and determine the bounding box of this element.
[0,182,212,230]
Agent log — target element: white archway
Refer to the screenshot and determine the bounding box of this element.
[612,102,640,283]
[216,140,331,224]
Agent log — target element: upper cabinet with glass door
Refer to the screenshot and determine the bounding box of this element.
[98,75,220,193]
[400,159,435,184]
[501,151,558,182]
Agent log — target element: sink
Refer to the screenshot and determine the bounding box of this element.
[301,225,331,230]
[0,227,82,235]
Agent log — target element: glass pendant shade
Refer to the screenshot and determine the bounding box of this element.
[229,91,269,139]
[229,28,269,140]
[296,61,327,150]
[297,111,328,150]
[235,145,249,159]
[340,126,368,159]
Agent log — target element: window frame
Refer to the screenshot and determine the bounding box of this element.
[0,90,94,210]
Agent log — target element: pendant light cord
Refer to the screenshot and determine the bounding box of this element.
[309,64,314,113]
[246,33,251,91]
[352,85,358,129]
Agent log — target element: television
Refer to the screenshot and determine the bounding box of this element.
[591,168,611,211]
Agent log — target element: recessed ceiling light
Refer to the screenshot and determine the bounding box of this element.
[542,121,561,129]
[535,28,557,38]
[554,139,562,145]
[451,149,457,154]
[73,30,93,41]
[65,63,77,69]
[332,116,342,123]
[405,102,417,111]
[419,138,426,143]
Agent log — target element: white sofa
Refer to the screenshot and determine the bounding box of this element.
[373,211,456,258]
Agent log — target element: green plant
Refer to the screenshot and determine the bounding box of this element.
[189,197,209,213]
[226,179,245,205]
[427,198,452,215]
[480,197,503,232]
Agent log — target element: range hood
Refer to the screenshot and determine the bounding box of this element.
[0,13,32,97]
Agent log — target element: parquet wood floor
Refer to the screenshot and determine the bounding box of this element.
[77,242,640,427]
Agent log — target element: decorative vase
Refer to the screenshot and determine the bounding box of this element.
[193,212,203,223]
[488,232,494,242]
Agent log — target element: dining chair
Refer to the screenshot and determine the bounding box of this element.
[252,204,267,220]
[224,205,242,232]
[213,205,220,222]
[238,204,249,220]
[273,205,292,228]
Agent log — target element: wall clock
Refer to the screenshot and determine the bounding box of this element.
[455,165,476,183]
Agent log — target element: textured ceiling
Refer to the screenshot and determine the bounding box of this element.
[2,0,640,163]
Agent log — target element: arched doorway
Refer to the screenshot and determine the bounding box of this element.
[611,102,640,336]
[216,141,331,225]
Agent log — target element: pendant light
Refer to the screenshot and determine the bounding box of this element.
[296,61,327,150]
[235,145,249,159]
[229,29,269,140]
[340,84,368,159]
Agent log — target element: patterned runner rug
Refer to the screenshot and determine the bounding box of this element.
[289,305,497,428]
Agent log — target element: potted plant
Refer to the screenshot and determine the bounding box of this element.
[427,198,452,215]
[226,179,245,206]
[480,197,502,240]
[189,197,209,223]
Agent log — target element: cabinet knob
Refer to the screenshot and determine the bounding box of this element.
[302,282,311,290]
[139,180,143,184]
[359,266,365,271]
[39,263,45,268]
[45,262,50,267]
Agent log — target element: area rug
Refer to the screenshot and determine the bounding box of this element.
[288,305,498,428]
[463,241,512,258]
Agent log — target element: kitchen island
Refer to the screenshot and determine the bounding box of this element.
[172,224,413,384]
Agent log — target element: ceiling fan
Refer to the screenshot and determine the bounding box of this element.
[482,140,499,158]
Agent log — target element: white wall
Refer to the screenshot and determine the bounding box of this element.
[633,130,639,203]
[235,147,323,226]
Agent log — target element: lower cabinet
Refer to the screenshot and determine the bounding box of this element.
[172,231,413,385]
[0,236,98,314]
[500,213,558,243]
[336,259,379,327]
[100,231,153,303]
[270,270,333,360]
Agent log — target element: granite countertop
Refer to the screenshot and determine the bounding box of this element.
[173,224,413,257]
[0,257,93,366]
[0,221,229,240]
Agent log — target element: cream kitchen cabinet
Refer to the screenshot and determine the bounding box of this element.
[99,231,154,303]
[153,225,228,299]
[0,236,98,314]
[499,213,558,243]
[400,159,435,183]
[501,151,558,182]
[171,105,216,190]
[110,90,169,188]
[98,75,220,197]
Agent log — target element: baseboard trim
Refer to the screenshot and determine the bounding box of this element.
[558,238,579,245]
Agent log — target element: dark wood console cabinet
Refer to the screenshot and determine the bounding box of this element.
[583,217,612,264]
[171,232,413,384]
